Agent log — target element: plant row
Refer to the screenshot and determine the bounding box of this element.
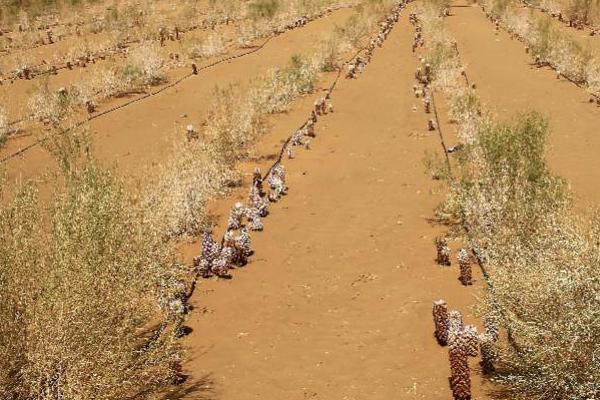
[0,1,407,398]
[416,1,600,399]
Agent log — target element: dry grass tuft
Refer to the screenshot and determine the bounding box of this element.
[0,145,185,399]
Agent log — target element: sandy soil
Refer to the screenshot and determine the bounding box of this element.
[5,2,570,399]
[176,5,490,399]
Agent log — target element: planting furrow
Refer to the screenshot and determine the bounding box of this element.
[518,0,600,31]
[413,3,600,398]
[409,7,499,400]
[192,3,408,281]
[478,1,600,101]
[0,0,239,58]
[0,4,356,85]
[174,3,490,399]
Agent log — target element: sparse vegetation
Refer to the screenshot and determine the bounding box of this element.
[482,0,600,92]
[143,53,319,239]
[1,0,401,395]
[419,3,600,397]
[0,106,9,147]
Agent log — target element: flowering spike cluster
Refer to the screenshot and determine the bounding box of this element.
[423,95,431,113]
[248,185,268,218]
[448,324,479,400]
[253,168,264,196]
[346,63,357,79]
[462,325,480,357]
[479,333,496,374]
[360,3,404,64]
[428,118,437,131]
[195,230,222,278]
[186,124,198,141]
[314,98,327,115]
[291,129,304,146]
[433,299,449,345]
[305,121,316,137]
[227,202,246,231]
[435,236,451,266]
[347,57,366,79]
[457,249,473,286]
[412,25,423,51]
[236,227,252,258]
[245,206,264,231]
[448,310,463,334]
[268,163,287,202]
[213,245,234,278]
[221,230,245,267]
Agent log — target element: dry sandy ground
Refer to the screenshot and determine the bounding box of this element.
[10,1,600,399]
[178,4,489,399]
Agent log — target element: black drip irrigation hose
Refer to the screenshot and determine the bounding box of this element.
[429,91,453,176]
[1,12,332,164]
[185,1,409,297]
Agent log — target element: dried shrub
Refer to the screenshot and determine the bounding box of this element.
[249,0,281,19]
[0,160,184,399]
[443,113,600,399]
[27,81,73,125]
[123,43,167,86]
[141,136,236,239]
[186,32,227,60]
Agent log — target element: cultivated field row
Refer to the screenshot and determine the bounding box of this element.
[413,0,600,398]
[0,3,360,148]
[0,0,358,152]
[0,0,248,57]
[0,1,414,398]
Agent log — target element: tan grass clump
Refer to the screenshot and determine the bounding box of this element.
[0,156,184,399]
[443,112,600,399]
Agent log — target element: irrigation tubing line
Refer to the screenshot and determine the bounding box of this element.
[429,91,453,177]
[0,4,362,164]
[480,4,600,103]
[416,12,523,353]
[186,1,409,298]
